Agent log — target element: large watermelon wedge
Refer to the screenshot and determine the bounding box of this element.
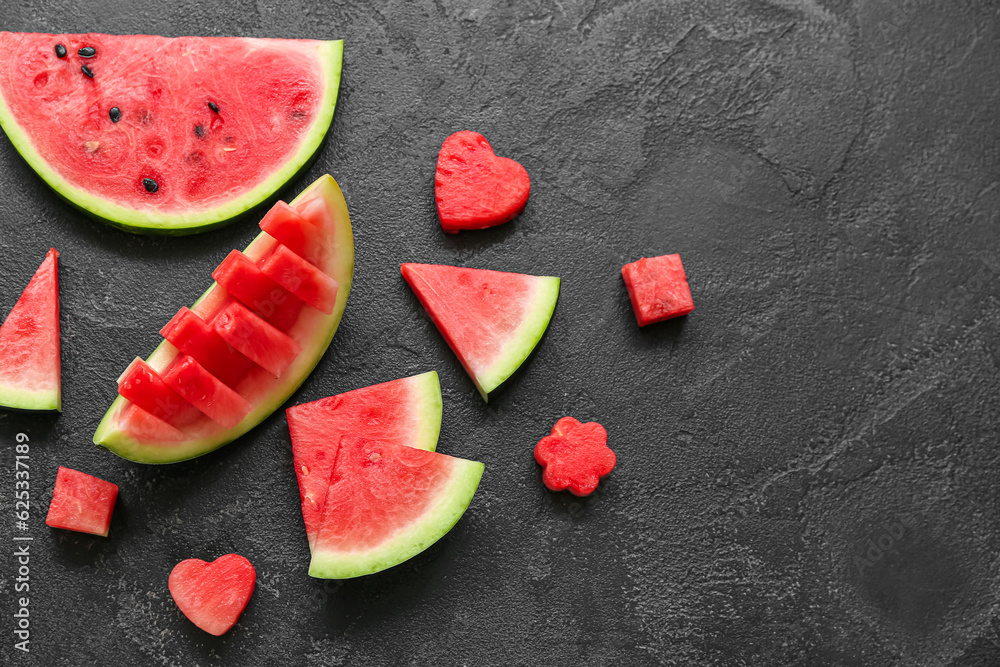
[94,174,354,463]
[401,263,560,401]
[0,248,60,411]
[287,372,443,551]
[0,32,343,233]
[309,436,484,579]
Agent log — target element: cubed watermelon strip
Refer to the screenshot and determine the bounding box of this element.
[212,250,304,332]
[161,307,258,391]
[118,357,203,428]
[161,355,252,429]
[261,244,339,314]
[213,301,302,378]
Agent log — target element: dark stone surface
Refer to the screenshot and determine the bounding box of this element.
[0,1,998,665]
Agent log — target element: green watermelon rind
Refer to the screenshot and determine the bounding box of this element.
[0,38,343,235]
[307,457,484,579]
[475,276,560,401]
[0,384,60,412]
[406,371,444,453]
[92,174,354,464]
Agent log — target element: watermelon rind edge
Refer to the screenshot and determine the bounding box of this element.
[410,370,443,452]
[476,276,560,401]
[0,35,343,235]
[307,457,485,579]
[0,383,60,412]
[92,173,354,463]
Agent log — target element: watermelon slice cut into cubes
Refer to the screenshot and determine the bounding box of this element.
[0,32,343,233]
[45,466,118,537]
[0,248,60,411]
[169,554,256,636]
[287,371,443,551]
[94,175,354,464]
[309,436,484,579]
[401,263,559,401]
[435,130,531,233]
[621,254,694,326]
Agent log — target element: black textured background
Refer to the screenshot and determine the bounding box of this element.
[1,1,999,665]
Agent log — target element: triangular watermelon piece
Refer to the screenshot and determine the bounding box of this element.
[401,263,559,401]
[0,32,343,233]
[309,436,484,579]
[286,372,443,552]
[0,248,60,411]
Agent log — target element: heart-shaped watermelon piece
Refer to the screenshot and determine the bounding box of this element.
[168,554,256,636]
[435,130,530,233]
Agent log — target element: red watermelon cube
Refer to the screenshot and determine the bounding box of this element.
[45,467,119,537]
[621,254,694,326]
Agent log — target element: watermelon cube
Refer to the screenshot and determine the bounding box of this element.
[118,357,202,427]
[162,355,252,429]
[621,254,694,326]
[261,245,339,314]
[212,250,304,331]
[259,201,325,266]
[45,466,118,537]
[213,301,302,378]
[161,307,256,390]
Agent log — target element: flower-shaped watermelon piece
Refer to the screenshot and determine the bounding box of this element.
[534,417,615,497]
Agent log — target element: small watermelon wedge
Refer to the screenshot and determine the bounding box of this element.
[401,263,559,401]
[0,248,60,411]
[309,436,484,579]
[0,32,343,233]
[287,371,443,551]
[94,174,354,464]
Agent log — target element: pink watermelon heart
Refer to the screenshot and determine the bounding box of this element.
[168,554,256,636]
[435,130,530,233]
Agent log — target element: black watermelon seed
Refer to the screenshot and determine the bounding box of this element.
[194,124,205,138]
[81,65,94,79]
[208,101,220,114]
[109,107,121,123]
[142,178,159,193]
[54,44,67,58]
[78,46,96,58]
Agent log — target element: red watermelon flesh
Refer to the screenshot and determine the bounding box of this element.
[213,250,304,331]
[162,355,252,429]
[621,254,694,326]
[117,357,203,428]
[169,554,256,636]
[261,244,339,314]
[401,263,560,400]
[213,301,301,378]
[45,466,118,537]
[435,130,531,233]
[259,201,324,265]
[160,307,256,390]
[286,372,443,550]
[0,32,343,232]
[95,176,354,464]
[0,248,60,412]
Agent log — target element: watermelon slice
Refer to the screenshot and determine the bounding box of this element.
[45,466,118,536]
[94,174,354,464]
[286,371,443,551]
[168,554,256,636]
[309,436,484,579]
[0,248,60,411]
[0,32,343,233]
[401,263,560,401]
